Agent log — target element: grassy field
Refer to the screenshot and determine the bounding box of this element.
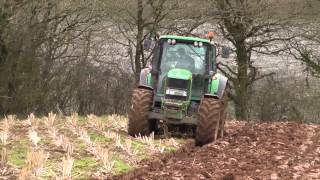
[0,114,185,179]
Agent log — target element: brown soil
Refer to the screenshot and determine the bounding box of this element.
[111,120,320,180]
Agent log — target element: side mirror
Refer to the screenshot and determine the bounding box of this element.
[221,46,230,58]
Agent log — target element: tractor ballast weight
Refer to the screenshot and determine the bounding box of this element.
[128,35,229,146]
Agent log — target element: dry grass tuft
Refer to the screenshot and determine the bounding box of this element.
[44,112,56,128]
[44,113,74,154]
[67,113,78,127]
[28,129,41,147]
[108,114,127,131]
[135,132,155,146]
[19,149,49,180]
[0,147,11,177]
[62,137,74,155]
[114,134,137,156]
[27,113,39,128]
[123,139,138,157]
[54,134,63,147]
[103,130,118,140]
[103,130,140,160]
[0,115,14,146]
[96,144,114,173]
[48,126,58,140]
[3,115,15,130]
[78,128,91,145]
[0,116,13,176]
[88,114,105,131]
[1,147,7,164]
[115,133,122,148]
[0,130,8,146]
[136,133,165,153]
[59,155,74,180]
[66,115,116,174]
[166,138,179,148]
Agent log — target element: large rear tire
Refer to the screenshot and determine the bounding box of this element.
[128,88,153,136]
[195,97,222,146]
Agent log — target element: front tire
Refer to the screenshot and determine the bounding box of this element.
[195,97,222,146]
[128,88,153,136]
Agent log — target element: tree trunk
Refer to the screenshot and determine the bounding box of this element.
[234,41,250,121]
[134,0,144,82]
[234,87,249,121]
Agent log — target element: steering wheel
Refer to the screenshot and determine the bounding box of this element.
[175,58,195,73]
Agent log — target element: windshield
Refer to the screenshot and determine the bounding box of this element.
[157,41,208,98]
[160,42,207,75]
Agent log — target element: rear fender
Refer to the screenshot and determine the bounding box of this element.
[207,73,228,100]
[139,67,153,89]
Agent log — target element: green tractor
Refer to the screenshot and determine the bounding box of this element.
[128,34,229,146]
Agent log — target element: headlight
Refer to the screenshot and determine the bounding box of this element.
[166,88,187,97]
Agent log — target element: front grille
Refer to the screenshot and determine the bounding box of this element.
[165,78,189,101]
[167,78,188,89]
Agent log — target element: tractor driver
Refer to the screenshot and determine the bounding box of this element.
[176,47,195,73]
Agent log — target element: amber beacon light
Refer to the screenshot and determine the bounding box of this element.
[207,32,215,41]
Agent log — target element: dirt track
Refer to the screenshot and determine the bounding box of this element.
[113,120,320,180]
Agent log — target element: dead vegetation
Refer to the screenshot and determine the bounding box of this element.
[0,113,184,179]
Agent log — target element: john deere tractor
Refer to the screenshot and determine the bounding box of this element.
[128,34,229,146]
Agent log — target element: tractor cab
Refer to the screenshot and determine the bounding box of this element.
[154,35,216,100]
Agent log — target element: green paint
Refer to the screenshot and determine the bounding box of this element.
[210,73,221,95]
[157,93,201,101]
[160,35,210,44]
[191,97,201,101]
[162,100,189,119]
[146,73,152,86]
[167,68,192,80]
[161,69,192,120]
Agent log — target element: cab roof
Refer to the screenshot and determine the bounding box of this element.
[160,35,211,44]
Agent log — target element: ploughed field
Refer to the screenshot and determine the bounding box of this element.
[120,121,320,180]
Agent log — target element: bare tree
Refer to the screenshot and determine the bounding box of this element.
[0,0,115,115]
[102,0,209,81]
[287,24,320,78]
[208,0,301,120]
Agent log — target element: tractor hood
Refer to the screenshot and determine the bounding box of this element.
[167,68,192,80]
[162,68,192,120]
